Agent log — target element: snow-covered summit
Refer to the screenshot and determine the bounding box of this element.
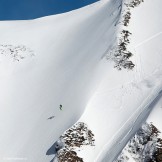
[0,0,162,162]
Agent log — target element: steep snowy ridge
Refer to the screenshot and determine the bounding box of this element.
[0,0,123,162]
[72,0,162,161]
[0,0,162,162]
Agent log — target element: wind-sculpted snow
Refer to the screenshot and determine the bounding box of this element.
[0,44,34,61]
[65,0,162,161]
[0,0,122,161]
[0,0,162,161]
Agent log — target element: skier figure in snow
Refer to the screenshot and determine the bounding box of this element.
[59,104,63,110]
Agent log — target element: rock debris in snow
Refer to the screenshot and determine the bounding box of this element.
[107,0,144,70]
[114,123,162,162]
[0,44,34,61]
[57,122,95,162]
[61,122,95,148]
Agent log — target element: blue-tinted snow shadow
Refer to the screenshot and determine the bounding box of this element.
[46,142,57,162]
[46,142,57,155]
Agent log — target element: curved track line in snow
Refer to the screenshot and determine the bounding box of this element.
[133,31,162,82]
[95,78,162,162]
[135,31,162,48]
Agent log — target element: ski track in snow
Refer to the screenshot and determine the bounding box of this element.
[135,31,162,48]
[0,0,162,161]
[96,81,162,162]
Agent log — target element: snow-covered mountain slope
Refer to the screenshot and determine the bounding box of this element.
[0,0,162,162]
[0,0,122,162]
[72,0,162,161]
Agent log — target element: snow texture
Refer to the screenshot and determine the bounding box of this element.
[0,0,162,161]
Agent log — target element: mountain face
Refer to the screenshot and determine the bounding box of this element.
[0,0,162,162]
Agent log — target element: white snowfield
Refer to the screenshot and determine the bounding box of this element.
[0,0,162,162]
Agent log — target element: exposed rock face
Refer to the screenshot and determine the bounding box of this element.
[56,122,95,162]
[107,0,145,70]
[114,123,162,162]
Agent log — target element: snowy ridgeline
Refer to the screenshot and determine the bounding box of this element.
[107,0,144,70]
[114,123,162,162]
[0,44,35,61]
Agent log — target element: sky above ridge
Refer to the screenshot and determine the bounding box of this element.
[0,0,98,20]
